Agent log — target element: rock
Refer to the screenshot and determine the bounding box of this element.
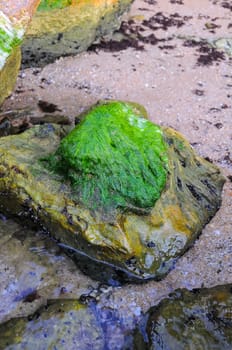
[0,299,105,349]
[0,47,21,106]
[22,0,134,67]
[1,282,231,350]
[0,108,71,137]
[0,216,99,323]
[0,295,136,349]
[213,38,232,56]
[0,1,40,105]
[0,101,225,282]
[134,283,232,350]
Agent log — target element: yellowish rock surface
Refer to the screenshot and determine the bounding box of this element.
[22,0,133,66]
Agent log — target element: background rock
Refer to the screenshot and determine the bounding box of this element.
[134,284,232,350]
[22,0,134,67]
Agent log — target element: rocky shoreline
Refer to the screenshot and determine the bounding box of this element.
[0,0,231,349]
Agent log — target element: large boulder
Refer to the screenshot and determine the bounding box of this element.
[0,101,225,282]
[134,283,232,349]
[22,0,134,67]
[0,0,40,105]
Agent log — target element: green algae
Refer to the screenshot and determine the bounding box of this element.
[0,12,23,70]
[38,0,72,11]
[47,101,168,212]
[0,28,21,54]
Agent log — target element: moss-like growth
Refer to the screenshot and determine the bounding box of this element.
[0,28,22,54]
[38,0,72,11]
[47,101,168,212]
[0,12,23,70]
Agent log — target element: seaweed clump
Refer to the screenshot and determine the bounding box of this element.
[47,101,168,212]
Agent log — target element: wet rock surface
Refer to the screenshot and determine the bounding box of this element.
[0,296,137,350]
[134,283,232,350]
[22,0,134,67]
[0,101,225,281]
[0,216,99,323]
[0,299,106,350]
[0,282,231,349]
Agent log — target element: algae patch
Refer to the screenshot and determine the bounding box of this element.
[38,0,72,11]
[47,101,169,212]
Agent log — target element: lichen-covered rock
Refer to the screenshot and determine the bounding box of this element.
[0,299,105,349]
[0,1,40,105]
[134,284,232,350]
[0,101,225,281]
[22,0,134,67]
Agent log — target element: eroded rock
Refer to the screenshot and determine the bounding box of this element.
[0,101,225,282]
[134,284,232,350]
[22,0,134,67]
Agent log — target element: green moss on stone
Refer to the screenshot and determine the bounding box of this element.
[0,13,23,69]
[38,0,72,11]
[47,101,168,212]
